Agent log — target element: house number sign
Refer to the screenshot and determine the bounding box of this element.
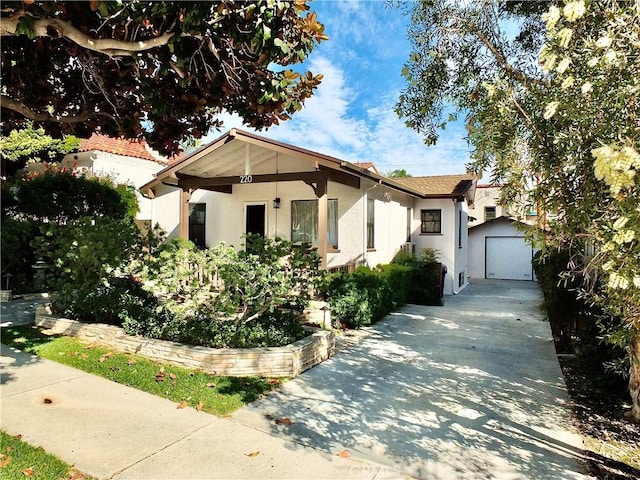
[239,175,253,183]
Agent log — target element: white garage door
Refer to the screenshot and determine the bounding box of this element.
[486,237,534,280]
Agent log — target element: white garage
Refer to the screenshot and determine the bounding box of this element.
[468,217,537,281]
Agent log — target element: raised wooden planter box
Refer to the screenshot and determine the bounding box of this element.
[35,305,335,378]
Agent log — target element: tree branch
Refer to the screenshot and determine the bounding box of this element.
[475,29,544,87]
[0,15,174,57]
[0,94,114,123]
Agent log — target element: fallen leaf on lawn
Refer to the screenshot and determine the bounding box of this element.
[0,456,11,467]
[98,352,113,363]
[196,401,204,412]
[275,418,293,425]
[206,382,216,388]
[155,371,166,382]
[82,343,99,350]
[81,353,88,360]
[244,451,260,457]
[168,373,177,380]
[4,447,12,453]
[268,379,279,385]
[264,413,274,420]
[0,453,4,459]
[177,401,187,409]
[13,434,22,440]
[22,467,34,476]
[126,360,137,366]
[70,472,86,480]
[67,352,79,357]
[336,449,351,458]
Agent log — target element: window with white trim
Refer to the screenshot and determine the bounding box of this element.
[291,199,338,248]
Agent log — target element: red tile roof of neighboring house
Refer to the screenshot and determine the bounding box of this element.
[77,134,169,165]
[393,174,475,197]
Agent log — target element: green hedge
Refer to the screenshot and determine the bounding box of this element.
[323,253,442,329]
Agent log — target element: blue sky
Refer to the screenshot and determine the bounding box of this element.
[209,0,472,177]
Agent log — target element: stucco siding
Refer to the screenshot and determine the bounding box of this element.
[412,198,468,295]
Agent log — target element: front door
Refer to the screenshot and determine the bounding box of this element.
[245,204,266,250]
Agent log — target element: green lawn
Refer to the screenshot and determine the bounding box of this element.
[1,325,284,416]
[0,430,92,480]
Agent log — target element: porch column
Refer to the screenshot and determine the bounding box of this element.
[316,176,328,270]
[179,187,192,240]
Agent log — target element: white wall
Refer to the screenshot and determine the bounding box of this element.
[148,178,415,269]
[362,181,414,268]
[412,198,468,295]
[63,151,165,222]
[468,186,505,227]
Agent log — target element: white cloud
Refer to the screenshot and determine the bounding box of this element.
[203,56,471,177]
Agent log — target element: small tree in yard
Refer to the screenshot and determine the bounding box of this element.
[1,1,327,156]
[397,0,640,420]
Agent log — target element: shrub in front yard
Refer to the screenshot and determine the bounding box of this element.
[323,264,412,329]
[323,249,441,329]
[393,248,442,305]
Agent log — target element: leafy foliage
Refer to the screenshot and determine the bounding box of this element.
[8,167,138,223]
[1,167,140,292]
[323,251,441,329]
[0,122,79,177]
[1,1,328,155]
[125,235,320,348]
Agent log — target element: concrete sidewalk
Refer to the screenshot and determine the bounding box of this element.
[1,280,590,479]
[1,344,385,479]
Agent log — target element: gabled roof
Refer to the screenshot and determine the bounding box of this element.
[393,174,475,198]
[468,215,530,230]
[78,134,169,165]
[140,129,475,200]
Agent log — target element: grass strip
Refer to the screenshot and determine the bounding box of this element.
[0,430,93,480]
[1,325,284,416]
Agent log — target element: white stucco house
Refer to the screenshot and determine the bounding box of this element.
[59,134,171,229]
[468,216,538,281]
[141,129,476,294]
[468,183,540,227]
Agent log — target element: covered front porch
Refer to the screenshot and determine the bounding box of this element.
[141,129,380,269]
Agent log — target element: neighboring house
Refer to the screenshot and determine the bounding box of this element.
[468,216,538,281]
[59,134,170,230]
[141,129,476,294]
[468,183,539,227]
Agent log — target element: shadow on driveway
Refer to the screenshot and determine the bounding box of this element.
[233,280,590,479]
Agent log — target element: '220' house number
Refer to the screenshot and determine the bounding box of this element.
[239,175,253,183]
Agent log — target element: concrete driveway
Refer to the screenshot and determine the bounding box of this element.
[233,280,589,479]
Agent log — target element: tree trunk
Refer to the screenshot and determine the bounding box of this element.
[627,336,640,421]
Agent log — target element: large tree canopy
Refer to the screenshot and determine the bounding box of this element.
[398,0,640,420]
[1,0,327,155]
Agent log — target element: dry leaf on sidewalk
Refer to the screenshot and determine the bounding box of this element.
[196,401,204,412]
[177,401,187,409]
[244,451,260,457]
[336,449,351,458]
[275,418,293,425]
